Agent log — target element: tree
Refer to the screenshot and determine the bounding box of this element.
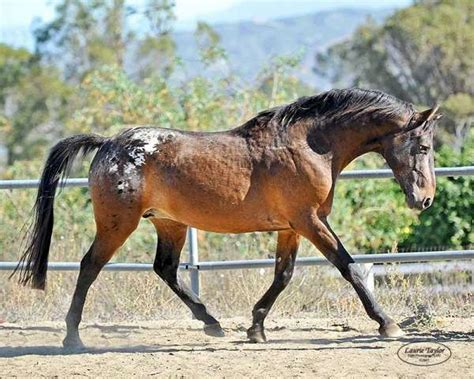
[33,0,179,83]
[133,0,177,80]
[33,0,132,82]
[315,0,474,147]
[0,44,71,163]
[194,22,227,67]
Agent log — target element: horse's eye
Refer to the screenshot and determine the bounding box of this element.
[418,145,430,154]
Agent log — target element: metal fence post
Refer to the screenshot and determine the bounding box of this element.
[362,263,375,293]
[187,227,200,297]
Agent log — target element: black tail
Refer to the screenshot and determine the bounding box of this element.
[11,134,106,290]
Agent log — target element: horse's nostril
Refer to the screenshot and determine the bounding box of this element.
[423,197,432,209]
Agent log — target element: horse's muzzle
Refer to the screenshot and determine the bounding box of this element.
[406,194,432,211]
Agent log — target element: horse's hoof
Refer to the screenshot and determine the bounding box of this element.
[62,336,86,350]
[247,327,267,343]
[379,323,405,338]
[204,323,225,337]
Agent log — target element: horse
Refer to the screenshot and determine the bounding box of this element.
[12,88,441,348]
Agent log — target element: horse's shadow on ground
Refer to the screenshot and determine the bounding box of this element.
[266,329,473,346]
[0,324,154,333]
[0,343,383,358]
[0,327,471,358]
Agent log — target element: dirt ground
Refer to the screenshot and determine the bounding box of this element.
[0,317,472,378]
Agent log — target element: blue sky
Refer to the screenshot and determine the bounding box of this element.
[0,0,412,49]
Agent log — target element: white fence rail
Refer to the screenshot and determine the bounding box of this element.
[1,166,473,296]
[1,166,473,190]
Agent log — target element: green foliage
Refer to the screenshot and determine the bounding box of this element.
[0,44,71,164]
[34,0,128,81]
[135,0,177,79]
[141,0,176,34]
[318,0,474,103]
[69,65,176,135]
[68,53,310,135]
[331,154,419,253]
[34,0,177,82]
[441,93,474,150]
[258,51,312,106]
[195,22,227,66]
[0,44,32,103]
[137,34,177,80]
[443,93,474,120]
[316,0,474,147]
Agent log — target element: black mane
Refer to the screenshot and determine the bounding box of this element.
[243,88,415,130]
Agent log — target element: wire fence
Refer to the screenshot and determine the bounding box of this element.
[1,166,473,296]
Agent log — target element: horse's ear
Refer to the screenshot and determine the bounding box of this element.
[416,105,442,124]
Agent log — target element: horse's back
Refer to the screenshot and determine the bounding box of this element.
[88,126,283,232]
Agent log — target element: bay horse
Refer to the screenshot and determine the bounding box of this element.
[13,88,441,348]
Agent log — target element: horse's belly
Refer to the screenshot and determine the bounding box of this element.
[148,190,289,233]
[144,173,290,233]
[153,208,290,233]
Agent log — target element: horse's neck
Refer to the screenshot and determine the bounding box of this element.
[318,121,393,175]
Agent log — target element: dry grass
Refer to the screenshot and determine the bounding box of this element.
[1,262,471,325]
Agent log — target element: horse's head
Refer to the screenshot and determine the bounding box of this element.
[380,106,442,211]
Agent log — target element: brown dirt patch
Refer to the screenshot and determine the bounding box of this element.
[1,317,472,378]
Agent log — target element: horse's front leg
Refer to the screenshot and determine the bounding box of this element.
[247,230,300,342]
[294,212,404,337]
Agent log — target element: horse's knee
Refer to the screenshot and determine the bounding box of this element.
[153,258,166,277]
[340,263,364,283]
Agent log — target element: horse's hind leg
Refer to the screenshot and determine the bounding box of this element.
[151,219,224,337]
[63,214,140,348]
[247,230,300,343]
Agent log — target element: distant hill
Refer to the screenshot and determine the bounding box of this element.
[167,8,393,89]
